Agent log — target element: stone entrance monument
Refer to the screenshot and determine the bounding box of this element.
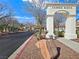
[45,3,77,39]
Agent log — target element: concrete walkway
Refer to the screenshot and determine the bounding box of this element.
[57,37,79,53]
[17,36,79,59]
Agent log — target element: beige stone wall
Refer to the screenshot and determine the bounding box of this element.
[46,4,76,15]
[46,3,77,39]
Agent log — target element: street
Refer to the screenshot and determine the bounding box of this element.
[0,31,34,59]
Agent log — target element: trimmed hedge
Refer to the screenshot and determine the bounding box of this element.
[54,31,64,37]
[77,30,79,38]
[58,31,64,37]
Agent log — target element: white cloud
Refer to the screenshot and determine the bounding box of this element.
[77,14,79,16]
[22,0,28,1]
[13,16,36,24]
[13,16,34,20]
[22,0,33,2]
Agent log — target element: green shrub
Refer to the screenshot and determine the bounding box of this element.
[58,31,64,37]
[77,30,79,38]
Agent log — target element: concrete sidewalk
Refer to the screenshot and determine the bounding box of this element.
[16,36,79,59]
[57,37,79,53]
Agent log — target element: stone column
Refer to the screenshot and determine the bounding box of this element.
[64,16,77,39]
[46,16,55,38]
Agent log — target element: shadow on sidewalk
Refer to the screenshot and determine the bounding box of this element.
[51,47,61,59]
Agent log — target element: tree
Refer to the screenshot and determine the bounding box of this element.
[54,13,66,36]
[0,3,21,32]
[23,0,46,40]
[0,3,13,32]
[23,0,46,26]
[23,1,51,58]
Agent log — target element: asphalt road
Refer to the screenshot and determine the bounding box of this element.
[0,31,34,59]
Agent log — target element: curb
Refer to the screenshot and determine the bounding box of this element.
[8,35,33,59]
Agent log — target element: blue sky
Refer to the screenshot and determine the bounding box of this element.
[0,0,36,24]
[0,0,79,23]
[0,0,34,17]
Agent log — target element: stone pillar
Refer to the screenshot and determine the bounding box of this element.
[46,16,55,38]
[64,16,77,39]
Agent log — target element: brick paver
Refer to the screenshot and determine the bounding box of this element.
[48,39,79,59]
[18,36,79,59]
[18,36,44,59]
